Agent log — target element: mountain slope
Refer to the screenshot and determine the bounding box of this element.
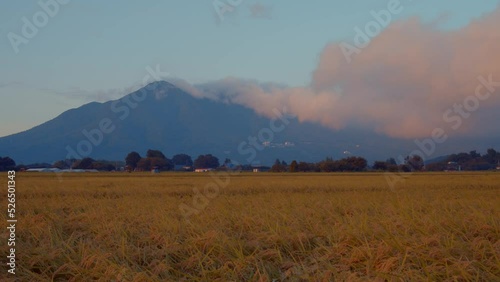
[3,81,491,165]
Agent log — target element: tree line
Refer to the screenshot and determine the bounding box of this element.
[425,149,500,171]
[270,156,369,172]
[1,147,498,172]
[125,150,221,172]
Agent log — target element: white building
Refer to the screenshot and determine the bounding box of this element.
[194,168,214,173]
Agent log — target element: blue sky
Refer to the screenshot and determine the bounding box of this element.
[1,0,499,137]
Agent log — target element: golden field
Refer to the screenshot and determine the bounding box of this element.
[1,172,499,281]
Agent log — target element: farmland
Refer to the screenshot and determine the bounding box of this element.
[2,172,499,281]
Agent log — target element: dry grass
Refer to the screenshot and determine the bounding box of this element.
[1,172,499,281]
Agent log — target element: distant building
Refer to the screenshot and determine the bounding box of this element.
[26,168,99,173]
[174,165,192,171]
[195,168,214,173]
[446,162,461,171]
[151,166,160,174]
[26,168,61,172]
[252,166,270,172]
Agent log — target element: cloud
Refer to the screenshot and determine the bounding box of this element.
[169,78,208,99]
[186,6,500,139]
[248,3,272,19]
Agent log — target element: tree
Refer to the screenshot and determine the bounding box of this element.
[405,155,424,171]
[448,153,472,164]
[145,149,173,170]
[136,158,152,171]
[318,158,336,172]
[73,158,95,169]
[172,154,193,166]
[486,148,498,164]
[92,161,116,171]
[373,161,388,171]
[219,158,234,170]
[469,150,481,159]
[0,157,16,171]
[336,157,367,172]
[349,157,367,171]
[426,162,447,171]
[297,161,311,172]
[270,159,286,172]
[386,158,397,166]
[289,160,298,172]
[125,152,141,169]
[53,160,70,169]
[398,164,411,172]
[150,157,171,170]
[146,149,167,159]
[194,154,220,169]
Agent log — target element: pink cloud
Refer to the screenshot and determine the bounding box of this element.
[188,6,500,139]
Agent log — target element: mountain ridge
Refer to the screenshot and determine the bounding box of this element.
[2,81,496,165]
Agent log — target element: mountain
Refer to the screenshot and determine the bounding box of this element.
[1,81,496,165]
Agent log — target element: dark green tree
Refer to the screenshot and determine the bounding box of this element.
[469,150,481,159]
[194,154,220,169]
[136,158,152,171]
[125,151,141,169]
[73,158,95,169]
[486,148,498,164]
[92,161,116,171]
[146,149,166,160]
[297,161,311,172]
[386,158,397,165]
[405,155,424,171]
[373,161,388,171]
[172,154,193,166]
[319,158,336,172]
[270,159,286,172]
[0,157,16,171]
[150,157,170,170]
[52,160,69,169]
[399,164,412,172]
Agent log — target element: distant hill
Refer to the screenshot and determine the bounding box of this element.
[1,81,498,165]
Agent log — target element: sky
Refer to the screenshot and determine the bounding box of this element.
[1,0,499,138]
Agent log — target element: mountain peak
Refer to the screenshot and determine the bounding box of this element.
[127,80,191,102]
[0,79,416,165]
[144,80,177,90]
